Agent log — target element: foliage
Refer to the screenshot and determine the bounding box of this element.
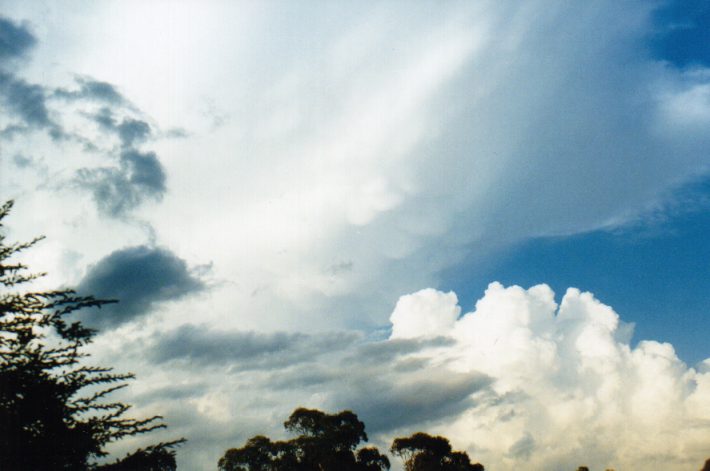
[390,432,484,471]
[219,408,390,471]
[0,201,183,470]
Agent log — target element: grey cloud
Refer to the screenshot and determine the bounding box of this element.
[91,107,116,129]
[117,119,151,146]
[508,433,535,460]
[89,108,151,146]
[165,127,188,139]
[0,16,36,62]
[135,382,207,403]
[77,245,204,328]
[77,149,166,216]
[0,17,61,139]
[0,72,60,137]
[347,336,455,365]
[150,324,359,370]
[12,154,32,168]
[334,371,491,433]
[0,16,170,217]
[54,77,126,105]
[267,365,339,390]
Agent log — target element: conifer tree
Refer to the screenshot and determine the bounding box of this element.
[0,200,183,470]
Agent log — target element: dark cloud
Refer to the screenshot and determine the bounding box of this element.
[54,77,126,105]
[349,336,455,365]
[0,16,36,62]
[0,18,60,138]
[335,371,491,433]
[117,119,151,146]
[90,106,117,129]
[77,245,204,328]
[89,108,151,146]
[149,324,359,370]
[76,149,166,216]
[0,72,61,137]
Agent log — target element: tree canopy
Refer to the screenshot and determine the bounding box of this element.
[219,408,390,471]
[0,201,182,470]
[219,408,487,471]
[390,432,484,471]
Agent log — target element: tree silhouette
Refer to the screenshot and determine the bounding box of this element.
[701,458,710,471]
[0,201,183,470]
[390,432,483,471]
[219,408,390,471]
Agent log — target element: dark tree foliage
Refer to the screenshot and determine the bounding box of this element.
[0,201,183,470]
[219,408,390,471]
[702,458,710,471]
[390,432,484,471]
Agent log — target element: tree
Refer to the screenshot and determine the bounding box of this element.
[390,433,483,471]
[219,408,390,471]
[0,201,183,470]
[701,458,710,471]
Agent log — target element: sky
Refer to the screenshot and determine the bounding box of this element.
[0,1,709,470]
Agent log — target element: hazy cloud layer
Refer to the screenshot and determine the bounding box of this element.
[77,245,204,328]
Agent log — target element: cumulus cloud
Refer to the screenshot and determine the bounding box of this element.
[385,283,710,470]
[76,245,204,328]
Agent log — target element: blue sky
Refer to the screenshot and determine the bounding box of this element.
[444,174,710,365]
[650,0,710,68]
[1,1,709,469]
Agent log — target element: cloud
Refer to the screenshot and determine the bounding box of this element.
[0,15,36,61]
[334,370,490,433]
[83,282,709,471]
[0,72,60,137]
[149,324,359,370]
[54,77,126,105]
[385,283,710,470]
[0,14,169,217]
[76,245,204,328]
[76,149,166,216]
[2,3,710,470]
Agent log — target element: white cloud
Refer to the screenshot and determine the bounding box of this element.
[388,283,710,470]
